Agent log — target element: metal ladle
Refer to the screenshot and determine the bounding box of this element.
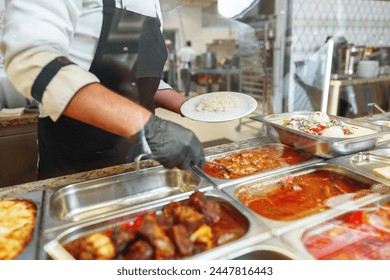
[206,161,231,174]
[368,103,390,120]
[134,153,150,172]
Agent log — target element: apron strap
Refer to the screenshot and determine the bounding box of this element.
[103,0,116,9]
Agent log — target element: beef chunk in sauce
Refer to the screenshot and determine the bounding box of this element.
[189,191,221,226]
[112,227,136,254]
[123,239,154,260]
[154,214,174,231]
[171,224,193,257]
[162,201,183,217]
[173,205,204,233]
[189,190,207,209]
[136,214,175,260]
[65,191,244,260]
[202,200,221,225]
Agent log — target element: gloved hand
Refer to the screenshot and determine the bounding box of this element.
[144,115,205,169]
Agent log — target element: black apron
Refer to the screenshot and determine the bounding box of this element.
[37,0,167,179]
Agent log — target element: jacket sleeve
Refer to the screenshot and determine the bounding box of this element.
[1,0,100,121]
[158,80,172,90]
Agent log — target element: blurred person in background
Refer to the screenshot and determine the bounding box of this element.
[162,39,176,87]
[1,0,205,179]
[178,40,196,97]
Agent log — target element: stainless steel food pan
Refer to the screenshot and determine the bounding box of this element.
[0,190,44,260]
[220,237,301,260]
[372,120,390,127]
[44,166,211,228]
[330,149,390,185]
[42,188,271,260]
[193,143,323,189]
[221,162,384,236]
[280,195,390,260]
[251,111,390,158]
[364,119,390,147]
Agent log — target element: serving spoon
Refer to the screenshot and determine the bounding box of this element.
[205,161,231,174]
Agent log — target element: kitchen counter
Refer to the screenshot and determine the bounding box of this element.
[1,112,387,194]
[0,112,39,187]
[2,126,389,260]
[0,111,38,127]
[195,67,241,92]
[0,136,270,260]
[327,76,390,115]
[0,137,269,197]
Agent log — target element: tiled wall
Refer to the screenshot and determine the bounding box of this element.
[292,0,390,61]
[0,0,4,34]
[0,1,5,64]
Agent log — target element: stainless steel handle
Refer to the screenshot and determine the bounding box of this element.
[368,103,390,119]
[357,151,390,163]
[44,240,75,260]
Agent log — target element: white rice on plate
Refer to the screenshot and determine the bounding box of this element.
[196,93,239,112]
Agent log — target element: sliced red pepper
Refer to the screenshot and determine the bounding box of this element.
[104,228,114,237]
[343,129,352,135]
[348,211,364,225]
[121,211,156,232]
[131,215,144,230]
[311,125,326,135]
[121,215,144,232]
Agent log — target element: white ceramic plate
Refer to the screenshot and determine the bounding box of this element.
[180,91,258,123]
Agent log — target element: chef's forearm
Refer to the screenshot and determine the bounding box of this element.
[63,83,152,138]
[154,89,187,114]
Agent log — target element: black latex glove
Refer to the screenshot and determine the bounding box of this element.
[144,115,205,169]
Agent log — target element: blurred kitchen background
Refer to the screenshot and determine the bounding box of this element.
[156,0,390,144]
[2,0,390,174]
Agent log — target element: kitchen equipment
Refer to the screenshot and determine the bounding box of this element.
[368,102,390,120]
[357,60,379,78]
[45,166,210,224]
[344,45,365,75]
[332,38,364,75]
[200,52,217,69]
[224,237,299,260]
[330,149,390,185]
[42,188,271,260]
[355,151,390,163]
[251,111,390,158]
[205,161,231,174]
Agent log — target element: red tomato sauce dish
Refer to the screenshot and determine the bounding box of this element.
[237,170,372,221]
[201,145,313,180]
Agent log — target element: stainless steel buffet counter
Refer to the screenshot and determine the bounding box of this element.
[1,120,390,260]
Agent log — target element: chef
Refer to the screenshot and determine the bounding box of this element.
[1,0,205,179]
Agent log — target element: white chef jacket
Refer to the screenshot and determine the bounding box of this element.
[178,46,196,70]
[0,0,170,121]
